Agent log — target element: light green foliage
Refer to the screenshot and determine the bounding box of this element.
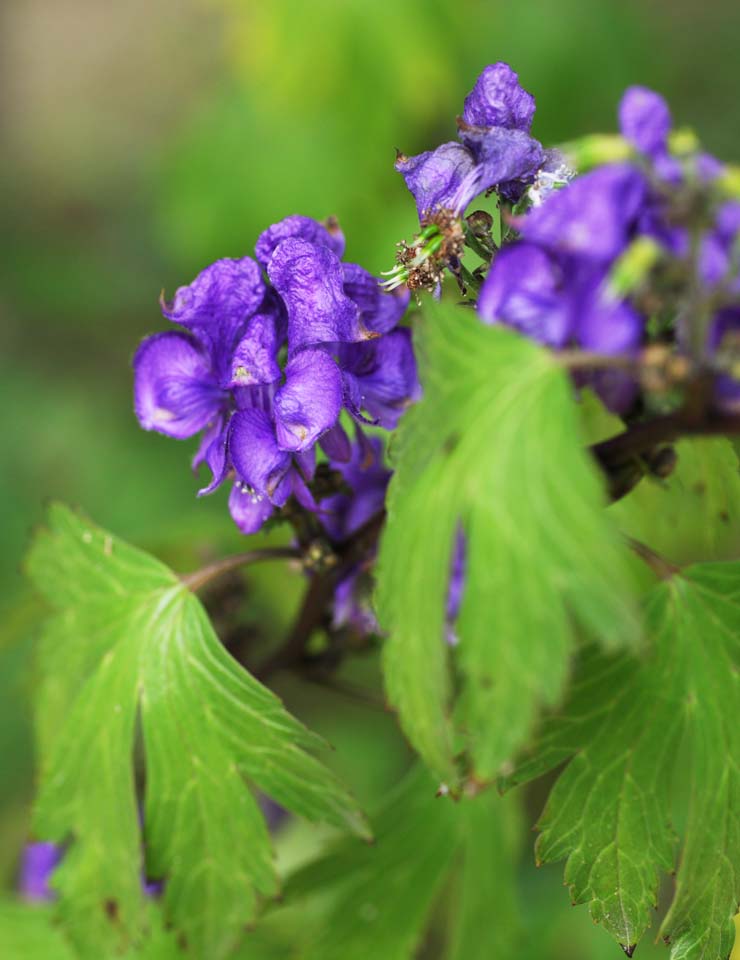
[611,438,740,563]
[505,562,740,959]
[25,505,367,959]
[376,299,639,784]
[285,765,521,960]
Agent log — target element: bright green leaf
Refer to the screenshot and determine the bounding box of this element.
[0,901,77,960]
[446,790,522,960]
[505,561,740,959]
[376,299,639,784]
[286,766,459,960]
[26,504,368,959]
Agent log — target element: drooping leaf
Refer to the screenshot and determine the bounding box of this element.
[504,561,740,959]
[376,298,640,784]
[285,765,523,960]
[25,504,368,959]
[446,789,522,960]
[286,766,459,960]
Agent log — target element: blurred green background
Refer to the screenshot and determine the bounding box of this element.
[2,1,740,956]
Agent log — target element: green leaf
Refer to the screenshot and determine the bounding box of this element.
[610,437,740,564]
[446,790,522,960]
[505,562,740,959]
[286,766,459,960]
[286,766,523,960]
[0,901,77,960]
[376,299,639,784]
[26,504,368,959]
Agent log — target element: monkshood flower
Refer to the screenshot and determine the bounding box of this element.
[396,62,543,220]
[385,63,545,294]
[134,215,414,534]
[320,432,390,635]
[477,83,740,414]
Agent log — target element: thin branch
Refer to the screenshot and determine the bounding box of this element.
[181,546,301,593]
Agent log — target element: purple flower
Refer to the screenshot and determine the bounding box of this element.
[518,164,647,262]
[255,214,345,269]
[18,843,60,902]
[445,532,466,647]
[134,332,227,440]
[321,433,390,634]
[396,62,543,219]
[135,214,413,536]
[477,243,572,348]
[340,329,420,429]
[462,62,536,133]
[619,86,672,160]
[267,238,371,352]
[395,143,477,221]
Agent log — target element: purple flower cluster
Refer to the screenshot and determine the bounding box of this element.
[396,62,544,221]
[134,216,418,534]
[476,84,740,412]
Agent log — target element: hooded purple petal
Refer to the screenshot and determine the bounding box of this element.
[618,86,671,159]
[462,62,536,132]
[133,332,225,439]
[395,142,476,219]
[226,295,285,388]
[274,349,343,451]
[268,238,368,351]
[477,243,572,347]
[160,256,265,344]
[343,263,410,334]
[229,482,275,534]
[454,126,543,207]
[229,407,290,498]
[519,164,647,262]
[18,843,60,902]
[255,215,345,269]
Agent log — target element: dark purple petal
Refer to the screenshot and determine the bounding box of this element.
[291,468,318,512]
[455,127,543,209]
[274,349,343,451]
[320,435,389,542]
[133,332,225,439]
[192,416,230,495]
[229,482,274,534]
[395,142,476,219]
[462,62,536,132]
[332,570,379,634]
[268,238,368,351]
[18,843,60,901]
[255,215,345,269]
[477,243,572,347]
[319,422,352,462]
[229,407,290,498]
[347,329,420,429]
[160,257,265,345]
[520,164,647,262]
[618,86,671,158]
[227,309,284,388]
[576,292,643,355]
[343,263,410,334]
